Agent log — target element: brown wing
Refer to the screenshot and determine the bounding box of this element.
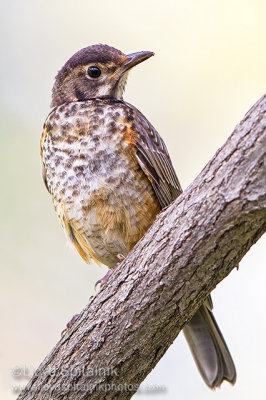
[128,103,182,208]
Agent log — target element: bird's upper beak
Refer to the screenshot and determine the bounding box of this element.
[111,51,154,99]
[122,51,154,71]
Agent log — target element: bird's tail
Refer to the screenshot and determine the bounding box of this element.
[182,302,236,388]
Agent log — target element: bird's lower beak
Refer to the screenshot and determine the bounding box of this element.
[122,51,154,71]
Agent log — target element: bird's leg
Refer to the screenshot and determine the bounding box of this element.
[61,314,80,336]
[61,294,95,335]
[95,253,125,291]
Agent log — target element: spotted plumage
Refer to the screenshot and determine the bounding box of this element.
[41,44,236,389]
[41,98,162,266]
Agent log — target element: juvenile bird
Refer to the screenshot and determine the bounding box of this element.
[40,44,236,388]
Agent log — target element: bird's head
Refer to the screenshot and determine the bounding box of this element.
[51,44,154,108]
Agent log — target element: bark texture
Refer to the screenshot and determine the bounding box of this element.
[18,94,266,400]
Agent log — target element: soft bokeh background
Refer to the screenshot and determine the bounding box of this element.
[0,1,265,399]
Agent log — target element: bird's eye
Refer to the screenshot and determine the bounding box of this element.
[87,66,101,78]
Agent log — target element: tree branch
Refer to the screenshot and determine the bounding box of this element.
[18,94,266,400]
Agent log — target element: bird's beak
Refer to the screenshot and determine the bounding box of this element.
[122,51,154,71]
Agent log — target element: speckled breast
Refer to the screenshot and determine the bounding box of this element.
[41,99,160,267]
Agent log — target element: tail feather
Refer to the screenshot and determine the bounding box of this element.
[182,301,236,388]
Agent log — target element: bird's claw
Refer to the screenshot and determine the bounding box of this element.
[94,253,125,291]
[61,313,80,336]
[94,269,113,291]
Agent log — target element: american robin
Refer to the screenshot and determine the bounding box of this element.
[41,44,236,388]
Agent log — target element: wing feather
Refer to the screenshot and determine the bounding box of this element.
[128,103,182,208]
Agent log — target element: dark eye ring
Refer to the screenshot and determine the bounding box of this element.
[87,66,101,78]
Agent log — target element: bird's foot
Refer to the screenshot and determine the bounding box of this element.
[94,253,125,291]
[61,313,79,336]
[61,294,95,336]
[94,269,114,291]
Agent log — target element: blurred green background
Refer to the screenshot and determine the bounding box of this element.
[0,1,265,399]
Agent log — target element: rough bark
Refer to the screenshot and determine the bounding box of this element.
[18,94,266,400]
